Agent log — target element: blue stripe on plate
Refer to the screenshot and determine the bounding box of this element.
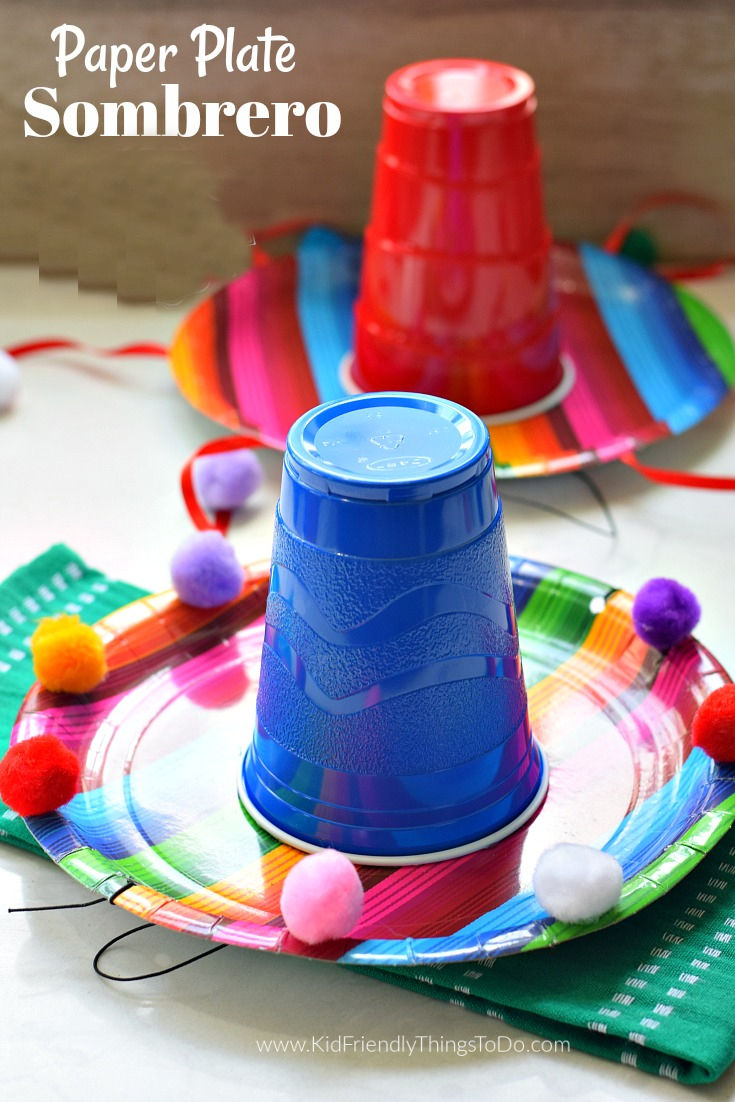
[296,227,360,402]
[580,243,728,434]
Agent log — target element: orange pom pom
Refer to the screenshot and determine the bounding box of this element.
[31,614,107,694]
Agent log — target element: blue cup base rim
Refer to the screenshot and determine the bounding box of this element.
[236,748,549,867]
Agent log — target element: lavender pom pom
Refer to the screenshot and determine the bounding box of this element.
[194,450,263,512]
[632,577,701,650]
[171,531,244,608]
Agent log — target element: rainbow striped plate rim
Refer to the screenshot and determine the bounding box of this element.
[12,557,735,966]
[170,228,735,477]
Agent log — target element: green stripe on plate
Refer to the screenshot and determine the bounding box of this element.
[675,286,735,387]
[518,568,613,687]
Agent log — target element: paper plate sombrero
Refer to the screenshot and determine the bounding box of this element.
[11,391,735,965]
[170,59,734,479]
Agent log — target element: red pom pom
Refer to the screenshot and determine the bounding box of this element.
[691,685,735,763]
[0,735,80,816]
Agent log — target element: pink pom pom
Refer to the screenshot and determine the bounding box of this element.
[280,849,364,944]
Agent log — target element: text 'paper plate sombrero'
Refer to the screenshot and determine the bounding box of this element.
[170,59,734,480]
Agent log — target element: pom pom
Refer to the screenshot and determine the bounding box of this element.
[620,227,658,267]
[0,735,80,816]
[533,843,623,924]
[632,577,701,650]
[31,614,107,693]
[0,349,20,412]
[194,450,263,512]
[691,684,735,762]
[281,848,364,944]
[171,530,245,608]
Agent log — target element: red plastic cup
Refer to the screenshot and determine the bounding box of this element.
[353,59,563,416]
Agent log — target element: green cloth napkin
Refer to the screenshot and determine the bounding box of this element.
[361,837,735,1084]
[2,547,734,1084]
[0,545,145,853]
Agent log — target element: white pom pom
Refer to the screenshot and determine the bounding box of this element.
[0,350,19,411]
[533,843,623,924]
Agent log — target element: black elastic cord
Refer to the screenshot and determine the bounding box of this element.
[92,922,226,982]
[109,883,135,904]
[8,897,105,913]
[9,880,136,913]
[502,469,618,540]
[573,469,619,539]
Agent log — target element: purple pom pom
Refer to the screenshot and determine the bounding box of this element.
[632,577,701,650]
[171,531,245,608]
[194,450,263,512]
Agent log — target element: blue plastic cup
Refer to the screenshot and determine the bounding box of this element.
[239,392,547,863]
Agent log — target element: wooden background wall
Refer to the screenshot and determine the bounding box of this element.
[1,0,733,302]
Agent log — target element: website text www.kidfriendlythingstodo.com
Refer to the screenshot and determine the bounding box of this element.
[254,1034,572,1057]
[23,24,341,139]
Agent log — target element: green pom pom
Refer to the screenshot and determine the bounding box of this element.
[620,227,658,267]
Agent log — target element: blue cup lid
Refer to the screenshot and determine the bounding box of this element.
[285,392,490,502]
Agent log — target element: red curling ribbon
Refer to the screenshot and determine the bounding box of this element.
[620,450,735,491]
[7,339,169,359]
[181,433,275,535]
[604,191,734,281]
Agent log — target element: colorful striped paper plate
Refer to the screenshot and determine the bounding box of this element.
[170,228,735,477]
[12,558,735,965]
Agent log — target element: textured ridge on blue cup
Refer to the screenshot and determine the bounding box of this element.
[259,509,520,774]
[242,392,543,860]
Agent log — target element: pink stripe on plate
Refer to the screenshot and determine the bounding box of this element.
[226,271,272,434]
[354,853,473,931]
[225,257,318,444]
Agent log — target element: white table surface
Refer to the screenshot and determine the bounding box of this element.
[1,264,734,1102]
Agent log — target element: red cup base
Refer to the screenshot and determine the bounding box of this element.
[353,309,564,417]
